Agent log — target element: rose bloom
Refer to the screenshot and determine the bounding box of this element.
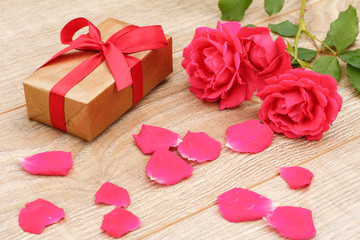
[182,22,251,109]
[238,26,292,91]
[257,69,343,140]
[182,22,291,109]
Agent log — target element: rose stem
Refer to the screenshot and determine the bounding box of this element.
[293,0,306,59]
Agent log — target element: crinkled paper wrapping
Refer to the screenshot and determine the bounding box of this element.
[23,18,173,141]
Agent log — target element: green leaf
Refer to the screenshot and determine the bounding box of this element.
[313,56,341,82]
[218,0,253,21]
[322,31,335,50]
[297,48,317,62]
[297,59,312,69]
[269,20,299,37]
[285,39,293,54]
[244,24,256,28]
[346,64,360,93]
[338,49,360,69]
[324,5,359,53]
[265,0,284,16]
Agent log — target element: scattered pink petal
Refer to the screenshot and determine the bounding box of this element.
[146,149,193,185]
[19,198,65,234]
[101,208,141,238]
[95,182,130,208]
[133,124,182,154]
[19,151,73,176]
[177,131,221,163]
[217,188,275,222]
[279,167,314,189]
[266,206,316,239]
[225,119,274,153]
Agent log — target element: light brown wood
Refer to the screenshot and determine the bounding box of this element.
[0,0,359,239]
[146,137,360,240]
[0,0,320,114]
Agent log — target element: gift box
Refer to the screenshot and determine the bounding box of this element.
[23,18,173,141]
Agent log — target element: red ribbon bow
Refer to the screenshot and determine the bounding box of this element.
[42,18,168,132]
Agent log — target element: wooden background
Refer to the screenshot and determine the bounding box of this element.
[1,0,360,239]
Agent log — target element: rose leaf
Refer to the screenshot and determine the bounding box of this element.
[264,0,284,16]
[244,24,256,28]
[269,20,298,37]
[285,39,294,54]
[323,5,359,53]
[338,49,360,69]
[218,0,253,21]
[346,64,360,93]
[313,56,341,82]
[291,48,317,67]
[322,31,336,50]
[297,48,318,62]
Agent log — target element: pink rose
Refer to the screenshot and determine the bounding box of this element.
[257,69,342,140]
[238,27,292,91]
[182,22,254,109]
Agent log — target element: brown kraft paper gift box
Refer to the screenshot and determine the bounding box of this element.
[23,18,173,141]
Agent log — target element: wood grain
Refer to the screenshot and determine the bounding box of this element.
[146,137,360,240]
[0,0,359,239]
[0,0,322,113]
[0,55,359,239]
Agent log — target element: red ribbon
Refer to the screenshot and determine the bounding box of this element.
[41,18,168,132]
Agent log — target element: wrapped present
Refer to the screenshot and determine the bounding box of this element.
[23,18,173,141]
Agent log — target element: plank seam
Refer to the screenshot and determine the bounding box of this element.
[0,0,326,115]
[0,104,26,115]
[136,134,360,239]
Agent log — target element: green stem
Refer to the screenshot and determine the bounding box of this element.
[289,52,312,69]
[293,0,306,58]
[304,25,320,52]
[302,30,337,55]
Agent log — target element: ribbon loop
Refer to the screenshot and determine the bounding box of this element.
[41,18,168,132]
[60,17,101,45]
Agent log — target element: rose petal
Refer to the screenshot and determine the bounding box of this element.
[217,188,275,222]
[19,198,65,234]
[133,125,182,154]
[146,149,193,185]
[225,119,274,153]
[95,182,130,208]
[279,167,314,189]
[177,131,221,163]
[101,208,141,238]
[266,206,316,239]
[19,151,73,176]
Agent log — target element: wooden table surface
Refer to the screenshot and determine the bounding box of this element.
[1,0,360,239]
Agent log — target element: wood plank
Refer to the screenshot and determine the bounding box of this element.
[0,51,359,239]
[0,0,322,113]
[1,0,359,239]
[145,137,360,239]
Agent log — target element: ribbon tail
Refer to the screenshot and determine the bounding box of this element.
[103,43,133,92]
[111,25,168,53]
[125,55,143,105]
[39,45,77,69]
[49,53,105,131]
